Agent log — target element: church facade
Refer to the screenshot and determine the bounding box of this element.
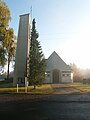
[44,51,73,83]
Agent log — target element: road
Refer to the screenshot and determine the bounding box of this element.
[1,84,90,120]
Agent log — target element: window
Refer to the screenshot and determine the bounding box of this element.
[45,72,50,77]
[62,74,65,76]
[67,74,71,76]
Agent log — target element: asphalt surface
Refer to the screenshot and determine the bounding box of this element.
[1,84,90,120]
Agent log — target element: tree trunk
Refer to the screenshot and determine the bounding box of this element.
[7,56,10,80]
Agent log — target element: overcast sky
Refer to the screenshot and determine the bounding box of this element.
[5,0,90,69]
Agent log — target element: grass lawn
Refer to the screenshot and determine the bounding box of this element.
[1,82,90,94]
[0,83,54,94]
[67,82,90,93]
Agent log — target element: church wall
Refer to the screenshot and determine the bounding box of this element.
[44,71,52,83]
[61,73,73,83]
[45,70,73,83]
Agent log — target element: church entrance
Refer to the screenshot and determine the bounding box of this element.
[53,69,60,83]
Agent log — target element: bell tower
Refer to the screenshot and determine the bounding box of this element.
[13,14,30,86]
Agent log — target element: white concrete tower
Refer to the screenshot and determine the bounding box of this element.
[13,14,30,86]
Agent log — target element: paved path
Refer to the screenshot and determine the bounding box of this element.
[51,84,83,94]
[1,84,90,120]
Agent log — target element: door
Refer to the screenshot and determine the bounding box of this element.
[53,69,60,83]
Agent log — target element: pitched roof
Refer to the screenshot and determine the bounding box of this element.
[46,51,71,71]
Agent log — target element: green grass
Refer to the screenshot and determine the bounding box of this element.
[0,84,53,94]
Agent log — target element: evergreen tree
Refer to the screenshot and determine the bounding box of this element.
[28,19,46,89]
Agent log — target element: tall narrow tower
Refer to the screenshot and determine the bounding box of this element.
[13,14,30,86]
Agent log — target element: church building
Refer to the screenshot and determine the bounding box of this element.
[45,51,73,83]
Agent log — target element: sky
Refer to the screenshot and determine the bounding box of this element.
[4,0,90,69]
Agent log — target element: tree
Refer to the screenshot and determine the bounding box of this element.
[4,28,16,79]
[0,0,11,41]
[0,0,15,79]
[28,19,46,89]
[0,0,11,67]
[70,63,83,82]
[0,46,6,66]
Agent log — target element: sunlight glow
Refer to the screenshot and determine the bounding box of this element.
[60,24,90,69]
